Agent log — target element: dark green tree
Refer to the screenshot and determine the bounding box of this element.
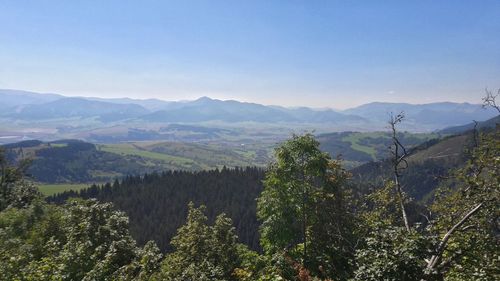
[157,202,241,281]
[0,147,38,211]
[352,181,434,281]
[257,134,356,279]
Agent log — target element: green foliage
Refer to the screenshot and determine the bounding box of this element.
[354,176,434,281]
[113,240,163,281]
[257,134,357,280]
[258,134,327,254]
[0,196,162,280]
[232,244,268,281]
[353,127,499,281]
[0,146,39,211]
[55,199,139,280]
[360,181,402,228]
[427,130,500,280]
[352,226,432,281]
[157,203,241,281]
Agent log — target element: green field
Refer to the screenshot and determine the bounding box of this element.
[99,142,273,170]
[100,144,194,163]
[341,132,385,159]
[341,131,438,160]
[38,183,92,196]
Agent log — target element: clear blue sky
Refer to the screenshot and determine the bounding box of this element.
[1,1,499,108]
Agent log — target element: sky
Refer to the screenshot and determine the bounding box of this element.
[0,1,499,109]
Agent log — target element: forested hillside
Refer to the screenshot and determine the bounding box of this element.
[49,167,265,252]
[48,127,482,255]
[4,139,271,183]
[351,132,473,201]
[5,140,153,182]
[318,131,437,167]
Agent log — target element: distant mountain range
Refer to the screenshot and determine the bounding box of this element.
[0,89,497,137]
[344,101,496,128]
[1,89,496,125]
[140,96,366,123]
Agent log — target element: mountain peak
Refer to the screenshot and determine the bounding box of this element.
[195,96,215,102]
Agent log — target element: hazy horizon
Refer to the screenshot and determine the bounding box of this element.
[1,87,492,111]
[1,1,499,108]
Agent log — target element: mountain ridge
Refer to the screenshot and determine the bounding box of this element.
[1,89,497,136]
[2,88,492,113]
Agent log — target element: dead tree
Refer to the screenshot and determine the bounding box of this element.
[482,88,500,114]
[388,112,411,232]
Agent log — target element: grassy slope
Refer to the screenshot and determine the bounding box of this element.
[99,143,197,169]
[38,183,91,196]
[322,131,439,163]
[99,141,273,170]
[341,132,385,159]
[408,134,469,163]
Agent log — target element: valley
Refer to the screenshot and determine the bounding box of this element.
[4,130,440,189]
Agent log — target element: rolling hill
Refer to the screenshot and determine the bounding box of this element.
[317,131,439,167]
[350,132,474,202]
[3,130,441,185]
[3,139,273,183]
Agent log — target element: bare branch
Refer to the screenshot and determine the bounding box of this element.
[482,88,500,114]
[460,225,476,232]
[420,212,432,224]
[426,203,483,270]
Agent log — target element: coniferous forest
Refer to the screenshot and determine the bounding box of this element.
[49,167,266,252]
